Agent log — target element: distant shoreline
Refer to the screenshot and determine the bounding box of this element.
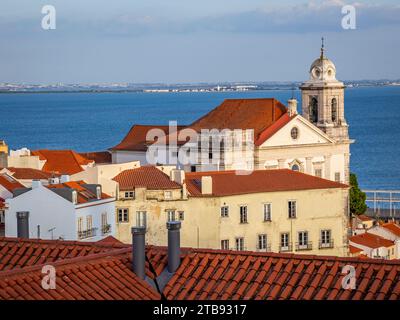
[1,84,399,94]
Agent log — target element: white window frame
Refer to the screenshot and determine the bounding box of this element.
[298,231,309,248]
[221,239,229,250]
[263,203,272,221]
[220,206,229,218]
[235,237,245,251]
[258,234,267,250]
[124,191,135,199]
[320,229,332,247]
[167,210,175,222]
[164,191,173,200]
[117,208,129,223]
[280,233,290,251]
[239,205,248,224]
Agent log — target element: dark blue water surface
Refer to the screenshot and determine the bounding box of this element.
[0,87,399,189]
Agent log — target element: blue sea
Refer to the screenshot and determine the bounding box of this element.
[0,87,400,190]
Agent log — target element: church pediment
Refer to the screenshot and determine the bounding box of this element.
[258,115,334,148]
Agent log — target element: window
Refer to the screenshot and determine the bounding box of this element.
[221,206,229,217]
[136,211,147,228]
[291,127,299,140]
[167,210,175,222]
[178,211,185,221]
[298,231,308,249]
[320,230,332,248]
[124,191,134,199]
[263,203,271,221]
[280,233,290,251]
[309,97,318,123]
[288,201,296,219]
[258,234,267,250]
[235,237,245,251]
[209,152,213,159]
[331,98,337,122]
[315,169,322,178]
[221,240,229,250]
[291,164,300,172]
[335,172,341,182]
[164,191,172,200]
[77,217,83,234]
[86,215,93,231]
[101,212,111,235]
[190,166,196,172]
[239,206,248,224]
[117,208,129,222]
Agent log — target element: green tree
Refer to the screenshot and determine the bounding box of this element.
[349,173,367,216]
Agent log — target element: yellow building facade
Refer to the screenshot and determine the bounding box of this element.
[113,167,350,257]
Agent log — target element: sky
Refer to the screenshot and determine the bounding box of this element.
[0,0,400,83]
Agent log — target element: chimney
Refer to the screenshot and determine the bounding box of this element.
[287,99,298,117]
[16,211,29,238]
[131,227,146,279]
[60,175,70,183]
[32,179,42,189]
[167,221,181,273]
[201,176,212,195]
[170,169,185,185]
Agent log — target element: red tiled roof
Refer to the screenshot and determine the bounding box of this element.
[2,238,400,300]
[349,245,363,254]
[185,169,348,197]
[382,223,400,237]
[46,181,112,204]
[113,166,181,191]
[31,150,93,175]
[5,167,58,180]
[96,236,123,244]
[349,233,394,249]
[357,214,374,222]
[162,248,400,300]
[0,248,160,300]
[79,151,112,164]
[189,98,287,139]
[255,113,296,146]
[0,174,25,193]
[110,125,186,152]
[0,237,126,271]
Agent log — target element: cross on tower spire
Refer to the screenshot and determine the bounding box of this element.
[320,37,325,59]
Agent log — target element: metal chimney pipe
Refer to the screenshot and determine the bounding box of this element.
[16,211,29,238]
[131,226,146,280]
[167,221,181,273]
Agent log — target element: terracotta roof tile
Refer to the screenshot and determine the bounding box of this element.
[113,166,181,191]
[189,98,287,140]
[110,125,186,152]
[382,223,400,237]
[4,167,58,180]
[349,233,394,249]
[186,169,348,197]
[79,152,112,164]
[0,174,25,193]
[31,150,93,175]
[2,239,400,300]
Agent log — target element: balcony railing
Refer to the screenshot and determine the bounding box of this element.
[319,239,334,249]
[295,242,313,251]
[279,243,293,253]
[78,227,98,240]
[101,224,112,235]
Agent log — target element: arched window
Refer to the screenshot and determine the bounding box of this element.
[331,98,337,123]
[291,164,300,172]
[309,97,318,123]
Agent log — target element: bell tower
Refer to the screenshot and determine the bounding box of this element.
[300,38,349,142]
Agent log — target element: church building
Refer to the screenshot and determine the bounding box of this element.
[110,42,353,184]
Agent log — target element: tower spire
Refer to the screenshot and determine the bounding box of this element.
[320,37,325,59]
